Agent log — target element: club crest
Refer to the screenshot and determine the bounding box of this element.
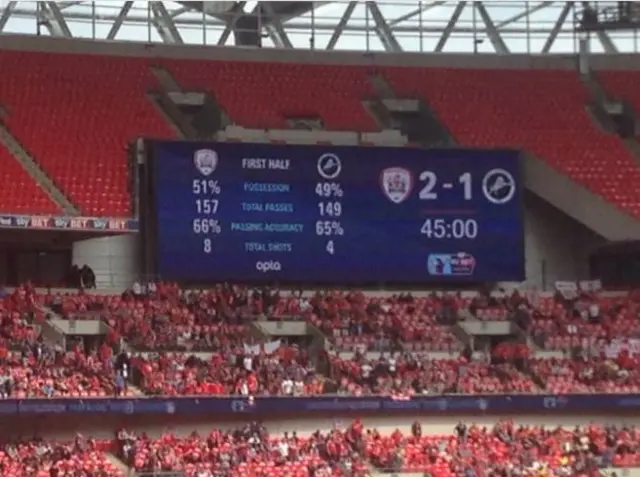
[194,149,218,176]
[380,167,413,204]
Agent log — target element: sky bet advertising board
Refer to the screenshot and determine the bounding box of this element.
[151,141,524,283]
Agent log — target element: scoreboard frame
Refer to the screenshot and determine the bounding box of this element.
[139,139,525,287]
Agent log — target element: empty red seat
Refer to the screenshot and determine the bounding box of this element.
[382,67,640,218]
[0,50,174,217]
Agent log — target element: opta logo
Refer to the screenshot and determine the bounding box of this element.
[256,261,282,273]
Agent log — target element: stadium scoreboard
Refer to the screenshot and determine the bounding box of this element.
[148,141,524,284]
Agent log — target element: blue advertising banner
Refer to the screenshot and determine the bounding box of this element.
[152,141,524,283]
[0,394,636,415]
[0,214,139,233]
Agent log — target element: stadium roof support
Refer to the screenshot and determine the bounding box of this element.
[475,2,509,53]
[434,1,466,52]
[0,1,636,55]
[261,2,294,48]
[366,1,402,52]
[217,2,245,46]
[107,1,133,41]
[387,1,447,28]
[0,1,16,32]
[37,1,72,37]
[325,1,357,50]
[494,1,554,28]
[579,1,619,54]
[541,1,571,53]
[149,1,183,44]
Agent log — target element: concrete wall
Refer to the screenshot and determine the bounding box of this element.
[0,33,637,71]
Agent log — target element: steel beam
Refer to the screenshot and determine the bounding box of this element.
[579,1,618,53]
[150,1,184,44]
[366,1,402,52]
[169,7,189,19]
[541,2,572,53]
[595,29,619,53]
[261,2,293,48]
[387,1,446,27]
[107,1,134,41]
[435,1,467,52]
[217,1,245,46]
[0,0,636,55]
[0,1,16,33]
[278,2,332,24]
[38,1,73,37]
[475,2,510,54]
[57,2,84,11]
[326,1,357,50]
[495,1,555,29]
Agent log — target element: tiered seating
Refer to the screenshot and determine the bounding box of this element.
[329,353,538,395]
[1,50,638,218]
[36,284,640,396]
[527,293,640,350]
[383,67,640,218]
[45,286,252,351]
[364,421,640,476]
[47,286,248,351]
[126,425,369,477]
[597,70,640,136]
[0,438,123,477]
[0,286,45,348]
[131,347,324,396]
[0,50,174,216]
[0,146,60,214]
[305,292,464,352]
[46,288,465,353]
[117,421,640,477]
[0,347,135,398]
[168,60,379,131]
[531,357,640,394]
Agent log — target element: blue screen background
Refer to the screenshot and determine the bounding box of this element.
[152,141,525,283]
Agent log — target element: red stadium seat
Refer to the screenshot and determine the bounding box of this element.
[597,70,640,131]
[382,67,640,218]
[0,146,60,214]
[0,50,174,217]
[167,60,380,132]
[0,50,638,219]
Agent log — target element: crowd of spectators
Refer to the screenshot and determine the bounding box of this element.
[364,420,639,477]
[0,396,637,476]
[104,421,640,477]
[0,435,122,477]
[0,342,135,398]
[0,282,635,397]
[130,346,326,396]
[0,284,43,348]
[116,422,369,477]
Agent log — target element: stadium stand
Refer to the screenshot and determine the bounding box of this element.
[383,67,640,218]
[0,285,628,399]
[0,47,639,221]
[0,437,124,477]
[10,420,631,477]
[0,51,173,217]
[0,17,639,477]
[597,70,640,126]
[0,146,60,214]
[167,60,380,132]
